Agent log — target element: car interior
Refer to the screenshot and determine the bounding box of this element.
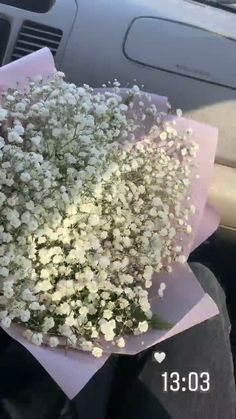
[0,0,235,417]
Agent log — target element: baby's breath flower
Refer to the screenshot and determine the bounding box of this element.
[31,333,43,346]
[178,255,187,264]
[20,172,31,182]
[103,309,113,320]
[79,306,89,317]
[160,132,167,141]
[176,108,183,117]
[23,329,33,341]
[20,309,31,322]
[116,337,125,348]
[158,288,164,298]
[43,317,55,332]
[0,72,197,354]
[92,347,103,358]
[0,267,9,277]
[138,320,149,333]
[49,337,59,348]
[186,225,192,234]
[0,108,8,121]
[1,316,11,328]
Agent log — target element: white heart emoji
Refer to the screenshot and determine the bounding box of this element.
[154,351,166,364]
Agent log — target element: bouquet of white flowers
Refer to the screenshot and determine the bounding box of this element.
[0,48,219,398]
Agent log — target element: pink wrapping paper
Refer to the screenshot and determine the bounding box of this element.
[0,48,220,399]
[0,47,55,92]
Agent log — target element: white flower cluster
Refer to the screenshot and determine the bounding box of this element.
[0,73,198,356]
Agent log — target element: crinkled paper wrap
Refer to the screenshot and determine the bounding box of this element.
[0,48,220,399]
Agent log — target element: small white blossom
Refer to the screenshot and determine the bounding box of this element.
[20,172,31,182]
[116,337,125,348]
[43,317,55,332]
[138,321,149,333]
[158,288,164,298]
[20,310,31,322]
[186,225,192,234]
[23,329,33,341]
[0,108,8,121]
[178,255,187,264]
[176,109,183,117]
[0,267,9,277]
[88,214,100,226]
[103,309,113,320]
[92,347,103,358]
[31,333,43,346]
[143,266,153,281]
[0,138,5,149]
[160,132,167,141]
[30,302,41,311]
[79,306,89,317]
[1,316,11,328]
[0,310,8,320]
[49,337,60,348]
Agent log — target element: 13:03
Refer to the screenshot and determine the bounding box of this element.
[161,372,210,392]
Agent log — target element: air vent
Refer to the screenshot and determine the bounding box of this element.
[11,20,62,61]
